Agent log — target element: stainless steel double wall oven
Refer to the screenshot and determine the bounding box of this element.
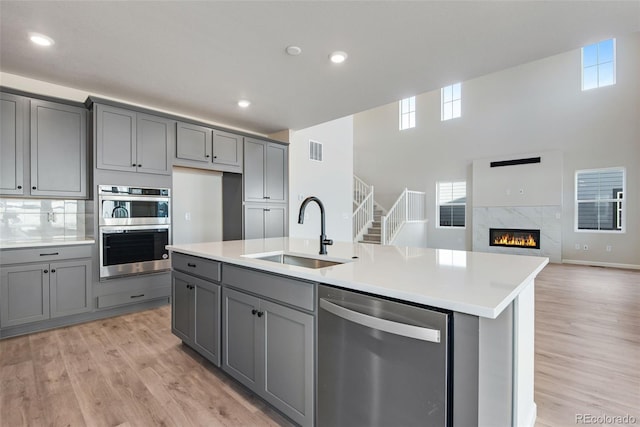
[98,185,171,279]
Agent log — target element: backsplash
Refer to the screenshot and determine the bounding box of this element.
[0,198,88,243]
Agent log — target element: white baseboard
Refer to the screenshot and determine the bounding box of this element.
[561,259,640,270]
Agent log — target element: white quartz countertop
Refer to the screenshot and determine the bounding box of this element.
[0,238,95,250]
[167,238,548,319]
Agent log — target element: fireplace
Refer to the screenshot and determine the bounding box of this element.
[490,228,540,249]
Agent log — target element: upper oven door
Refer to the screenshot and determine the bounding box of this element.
[99,195,170,226]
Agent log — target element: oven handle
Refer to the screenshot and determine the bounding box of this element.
[319,298,441,343]
[99,195,170,203]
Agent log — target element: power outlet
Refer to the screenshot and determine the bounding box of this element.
[606,245,612,252]
[583,244,589,251]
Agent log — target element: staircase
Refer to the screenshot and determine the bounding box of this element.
[360,208,383,244]
[353,175,427,245]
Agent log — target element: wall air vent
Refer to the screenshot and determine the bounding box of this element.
[309,140,323,162]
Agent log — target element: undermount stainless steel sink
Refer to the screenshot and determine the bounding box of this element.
[249,253,347,269]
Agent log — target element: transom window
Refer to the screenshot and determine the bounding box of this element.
[399,96,416,130]
[575,167,625,232]
[437,181,466,228]
[441,83,461,121]
[582,38,616,90]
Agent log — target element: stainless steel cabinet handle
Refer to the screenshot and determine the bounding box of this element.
[319,298,441,343]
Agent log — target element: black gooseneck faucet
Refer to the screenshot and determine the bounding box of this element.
[298,196,333,255]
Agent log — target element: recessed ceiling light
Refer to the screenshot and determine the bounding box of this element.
[286,46,302,56]
[329,51,348,64]
[238,100,251,108]
[29,32,54,47]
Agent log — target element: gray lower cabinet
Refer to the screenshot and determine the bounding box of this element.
[222,286,314,426]
[244,204,287,239]
[0,92,26,196]
[95,103,174,175]
[172,270,221,366]
[0,259,92,328]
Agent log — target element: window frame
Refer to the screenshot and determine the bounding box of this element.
[574,167,626,233]
[436,180,467,229]
[398,96,416,130]
[441,83,462,121]
[581,38,616,91]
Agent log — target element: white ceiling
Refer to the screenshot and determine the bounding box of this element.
[1,1,638,134]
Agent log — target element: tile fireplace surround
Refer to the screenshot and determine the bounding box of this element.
[473,206,561,263]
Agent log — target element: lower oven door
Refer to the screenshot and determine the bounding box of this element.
[99,225,171,279]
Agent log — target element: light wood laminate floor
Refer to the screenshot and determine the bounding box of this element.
[1,264,638,426]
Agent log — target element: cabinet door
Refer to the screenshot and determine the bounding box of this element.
[172,272,193,343]
[262,299,314,426]
[136,113,174,175]
[0,93,25,195]
[193,276,221,366]
[244,204,266,240]
[49,259,92,318]
[264,206,287,238]
[30,100,87,198]
[0,264,50,327]
[96,104,136,172]
[176,122,212,164]
[222,287,261,390]
[265,143,288,203]
[244,138,266,202]
[212,130,243,171]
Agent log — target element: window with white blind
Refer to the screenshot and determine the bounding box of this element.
[582,38,616,91]
[437,181,466,228]
[399,96,416,130]
[575,167,625,232]
[441,83,461,121]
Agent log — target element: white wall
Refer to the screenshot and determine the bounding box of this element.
[289,116,353,243]
[354,32,640,266]
[172,167,222,244]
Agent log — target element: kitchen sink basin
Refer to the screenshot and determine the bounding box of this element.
[245,253,348,269]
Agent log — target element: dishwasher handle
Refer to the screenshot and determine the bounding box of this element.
[319,298,441,343]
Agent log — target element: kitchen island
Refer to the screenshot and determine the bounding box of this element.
[167,238,548,427]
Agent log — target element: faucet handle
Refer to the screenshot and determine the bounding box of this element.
[323,238,334,246]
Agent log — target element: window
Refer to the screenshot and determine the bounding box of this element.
[441,83,461,121]
[582,38,616,90]
[575,167,625,232]
[437,181,466,227]
[399,96,415,130]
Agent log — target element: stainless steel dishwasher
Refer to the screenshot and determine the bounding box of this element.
[317,284,450,427]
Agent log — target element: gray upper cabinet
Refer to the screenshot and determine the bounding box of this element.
[212,129,243,172]
[176,122,212,164]
[136,113,174,175]
[0,93,26,196]
[244,138,288,203]
[96,104,173,175]
[30,99,87,198]
[174,123,243,173]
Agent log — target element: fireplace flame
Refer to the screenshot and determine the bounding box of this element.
[493,233,538,247]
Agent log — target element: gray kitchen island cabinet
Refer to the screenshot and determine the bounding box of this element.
[222,265,314,427]
[171,270,221,367]
[0,259,92,328]
[95,104,174,175]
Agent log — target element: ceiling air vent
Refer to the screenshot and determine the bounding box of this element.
[309,140,323,162]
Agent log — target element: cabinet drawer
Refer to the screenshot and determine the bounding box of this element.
[172,253,221,282]
[97,286,170,309]
[223,264,315,312]
[0,244,93,265]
